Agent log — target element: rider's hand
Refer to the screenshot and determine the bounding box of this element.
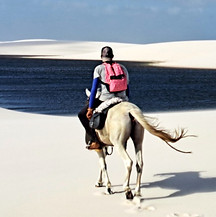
[86,108,93,120]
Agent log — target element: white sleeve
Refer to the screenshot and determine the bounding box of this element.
[93,65,100,79]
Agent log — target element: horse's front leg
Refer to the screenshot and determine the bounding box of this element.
[95,149,113,194]
[95,169,103,187]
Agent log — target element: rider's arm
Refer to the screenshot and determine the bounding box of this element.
[89,77,99,109]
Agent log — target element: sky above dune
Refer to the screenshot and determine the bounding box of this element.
[0,0,216,43]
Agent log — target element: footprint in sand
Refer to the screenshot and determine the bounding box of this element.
[167,213,204,217]
[124,197,156,213]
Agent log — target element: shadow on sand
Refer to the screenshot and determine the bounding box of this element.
[141,171,216,200]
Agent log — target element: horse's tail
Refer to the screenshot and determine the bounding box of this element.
[129,107,191,154]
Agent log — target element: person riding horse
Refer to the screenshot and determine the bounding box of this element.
[78,47,191,199]
[78,46,130,150]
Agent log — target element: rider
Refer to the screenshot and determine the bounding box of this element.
[78,46,130,150]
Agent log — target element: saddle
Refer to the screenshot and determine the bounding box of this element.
[89,107,109,130]
[89,97,123,130]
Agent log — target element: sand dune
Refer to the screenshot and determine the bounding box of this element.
[1,39,216,69]
[0,108,215,217]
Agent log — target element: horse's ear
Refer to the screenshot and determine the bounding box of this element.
[85,88,91,97]
[85,88,101,99]
[96,91,101,99]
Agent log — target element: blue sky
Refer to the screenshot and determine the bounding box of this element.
[0,0,216,44]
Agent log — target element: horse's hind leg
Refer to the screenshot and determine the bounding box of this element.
[131,122,144,197]
[134,143,143,197]
[95,149,113,194]
[115,144,134,199]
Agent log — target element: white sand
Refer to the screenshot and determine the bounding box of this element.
[1,39,216,69]
[0,40,216,217]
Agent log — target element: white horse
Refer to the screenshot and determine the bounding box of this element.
[91,101,191,199]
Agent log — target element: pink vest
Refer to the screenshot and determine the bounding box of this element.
[104,62,127,92]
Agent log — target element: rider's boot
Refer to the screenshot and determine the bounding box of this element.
[86,141,102,150]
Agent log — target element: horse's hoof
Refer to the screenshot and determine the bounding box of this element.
[134,192,142,197]
[95,182,103,187]
[126,190,134,200]
[106,187,114,195]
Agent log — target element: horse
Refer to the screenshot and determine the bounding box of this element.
[91,101,191,200]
